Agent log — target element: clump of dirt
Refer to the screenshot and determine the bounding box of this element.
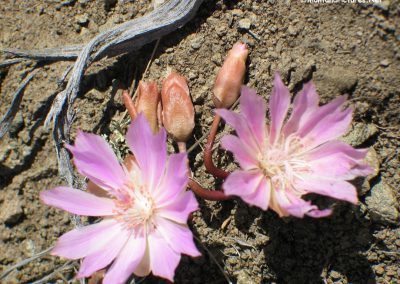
[1,0,399,283]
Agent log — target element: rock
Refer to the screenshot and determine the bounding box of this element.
[380,59,390,67]
[75,13,89,25]
[317,66,358,93]
[374,265,385,275]
[190,37,203,50]
[356,147,380,195]
[211,53,222,65]
[330,270,341,280]
[341,122,378,147]
[231,9,243,17]
[288,24,298,36]
[364,148,380,179]
[238,18,252,30]
[0,192,24,226]
[365,180,399,225]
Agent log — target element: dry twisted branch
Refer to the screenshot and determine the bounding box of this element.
[1,0,204,187]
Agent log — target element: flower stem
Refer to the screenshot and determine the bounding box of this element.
[177,141,187,153]
[204,114,230,179]
[188,178,230,201]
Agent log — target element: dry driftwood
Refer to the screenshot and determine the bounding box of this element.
[0,0,204,188]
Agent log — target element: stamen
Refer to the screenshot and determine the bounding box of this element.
[112,161,156,231]
[258,133,311,190]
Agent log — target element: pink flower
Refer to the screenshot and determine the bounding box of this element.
[217,74,372,218]
[40,114,200,283]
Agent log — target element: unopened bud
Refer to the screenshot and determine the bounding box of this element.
[213,42,248,108]
[135,80,160,133]
[161,71,195,143]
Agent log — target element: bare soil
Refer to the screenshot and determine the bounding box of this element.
[0,0,399,283]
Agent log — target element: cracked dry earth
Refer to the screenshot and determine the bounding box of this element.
[0,0,399,283]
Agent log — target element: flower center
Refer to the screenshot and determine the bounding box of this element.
[114,183,156,231]
[112,156,157,232]
[258,134,309,189]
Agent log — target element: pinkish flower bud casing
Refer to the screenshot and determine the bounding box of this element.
[213,42,249,108]
[161,71,195,143]
[135,80,161,133]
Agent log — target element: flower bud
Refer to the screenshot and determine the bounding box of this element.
[135,80,160,133]
[213,42,248,108]
[161,71,195,143]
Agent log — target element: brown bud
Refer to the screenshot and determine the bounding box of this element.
[135,80,160,133]
[161,71,195,143]
[213,42,248,108]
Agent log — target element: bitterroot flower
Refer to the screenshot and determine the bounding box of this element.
[217,74,372,218]
[40,114,200,283]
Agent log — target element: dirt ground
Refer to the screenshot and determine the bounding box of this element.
[1,0,399,283]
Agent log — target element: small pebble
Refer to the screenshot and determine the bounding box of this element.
[231,9,243,17]
[211,53,222,65]
[190,37,203,50]
[380,59,390,67]
[330,271,341,280]
[375,266,384,275]
[288,25,298,36]
[75,13,89,25]
[238,18,252,30]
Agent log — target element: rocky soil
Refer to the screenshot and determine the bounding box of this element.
[0,0,399,283]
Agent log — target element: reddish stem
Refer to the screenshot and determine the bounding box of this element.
[122,90,137,120]
[204,114,230,179]
[188,179,230,201]
[177,141,187,153]
[179,141,229,201]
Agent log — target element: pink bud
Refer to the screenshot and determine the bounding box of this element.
[135,80,160,133]
[213,42,249,108]
[161,71,195,143]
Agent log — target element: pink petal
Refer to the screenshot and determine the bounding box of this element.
[65,130,126,192]
[40,187,116,216]
[216,108,261,153]
[103,234,146,284]
[126,114,167,191]
[223,170,271,210]
[220,135,259,170]
[297,94,347,138]
[283,82,319,136]
[158,191,198,223]
[240,86,267,147]
[301,107,353,149]
[155,153,188,207]
[77,225,130,278]
[155,216,201,257]
[275,190,332,218]
[240,176,271,210]
[51,219,121,259]
[306,143,372,179]
[294,176,358,204]
[148,230,181,282]
[269,73,290,144]
[305,140,368,161]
